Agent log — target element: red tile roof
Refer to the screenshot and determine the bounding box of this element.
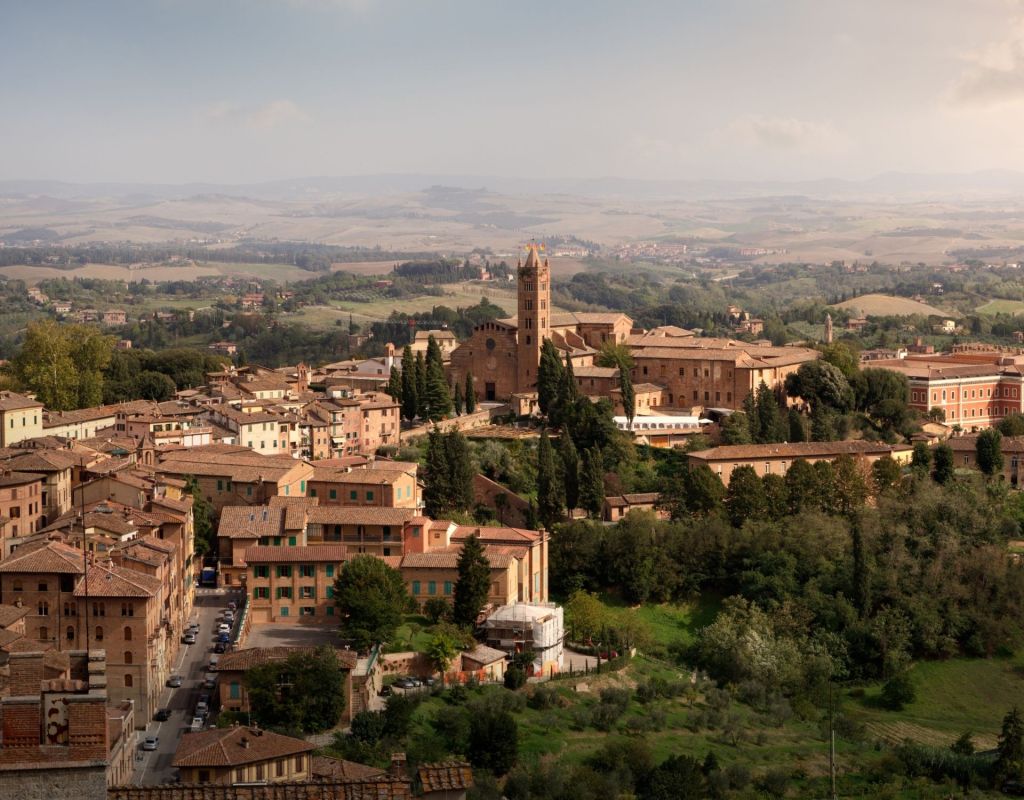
[244,544,349,563]
[72,562,161,598]
[0,540,85,574]
[418,761,474,793]
[172,726,313,768]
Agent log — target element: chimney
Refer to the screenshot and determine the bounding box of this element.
[240,736,250,749]
[389,752,407,777]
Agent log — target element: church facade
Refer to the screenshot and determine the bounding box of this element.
[448,246,632,402]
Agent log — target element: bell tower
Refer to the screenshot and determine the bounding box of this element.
[516,244,551,391]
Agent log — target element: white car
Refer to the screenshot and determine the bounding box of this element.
[190,716,204,732]
[217,623,230,633]
[142,736,159,751]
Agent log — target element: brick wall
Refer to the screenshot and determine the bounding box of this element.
[0,762,106,800]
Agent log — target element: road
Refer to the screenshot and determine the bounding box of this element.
[132,588,240,785]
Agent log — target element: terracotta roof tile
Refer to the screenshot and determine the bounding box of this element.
[0,540,85,574]
[418,761,474,793]
[688,440,911,461]
[172,726,313,768]
[72,562,161,598]
[218,506,286,539]
[312,756,385,781]
[244,544,348,563]
[306,507,416,526]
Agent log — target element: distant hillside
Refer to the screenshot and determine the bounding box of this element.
[832,293,952,318]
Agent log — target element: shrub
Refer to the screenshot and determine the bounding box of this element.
[423,597,452,624]
[504,666,526,690]
[528,685,561,710]
[880,672,916,711]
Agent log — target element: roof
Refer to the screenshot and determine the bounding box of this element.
[0,470,44,488]
[172,726,313,768]
[573,366,619,379]
[947,434,1024,453]
[401,547,516,570]
[0,540,85,574]
[312,756,385,781]
[72,562,161,598]
[688,440,911,462]
[306,506,417,526]
[450,525,540,544]
[217,646,358,672]
[244,544,349,563]
[311,467,410,485]
[107,777,413,800]
[218,506,285,539]
[0,391,43,411]
[461,644,507,666]
[158,447,310,483]
[418,761,474,793]
[0,603,29,628]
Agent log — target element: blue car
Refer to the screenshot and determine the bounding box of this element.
[217,632,230,643]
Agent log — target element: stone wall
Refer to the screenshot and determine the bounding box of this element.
[0,762,107,800]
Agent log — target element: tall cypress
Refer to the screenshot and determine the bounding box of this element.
[537,339,564,415]
[444,429,475,513]
[536,431,565,528]
[464,372,476,414]
[415,351,428,420]
[619,367,636,428]
[386,365,402,403]
[742,391,761,442]
[452,534,492,627]
[579,446,605,519]
[424,335,453,421]
[787,406,806,442]
[557,433,580,514]
[755,381,785,443]
[400,346,418,422]
[423,428,452,517]
[453,381,464,415]
[851,517,871,617]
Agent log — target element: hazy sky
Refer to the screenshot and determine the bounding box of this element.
[6,0,1024,184]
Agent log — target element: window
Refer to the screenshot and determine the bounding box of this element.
[66,625,74,641]
[309,488,317,498]
[326,586,334,599]
[295,755,304,772]
[37,600,48,616]
[276,587,293,599]
[277,760,286,778]
[254,565,269,578]
[121,603,134,617]
[428,581,436,595]
[39,626,48,640]
[63,602,75,617]
[329,489,337,500]
[235,769,245,783]
[444,581,452,594]
[280,606,289,617]
[124,674,133,687]
[349,490,357,500]
[300,480,306,493]
[230,681,240,699]
[124,626,132,641]
[299,564,314,577]
[300,586,315,599]
[198,771,210,783]
[366,491,374,502]
[37,581,47,592]
[12,580,21,592]
[412,581,421,595]
[325,564,334,578]
[254,587,269,599]
[95,626,104,641]
[217,480,223,491]
[300,606,315,616]
[288,536,297,546]
[124,651,132,664]
[255,764,264,781]
[246,486,253,496]
[277,565,292,578]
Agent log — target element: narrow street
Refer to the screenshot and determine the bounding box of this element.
[131,588,238,786]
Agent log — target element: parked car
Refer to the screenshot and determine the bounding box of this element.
[190,716,204,732]
[166,675,183,688]
[213,641,228,654]
[423,676,438,687]
[203,675,217,690]
[142,736,159,751]
[379,684,393,697]
[217,632,230,643]
[198,692,211,706]
[195,702,209,717]
[153,708,171,722]
[183,633,197,645]
[228,601,237,611]
[208,655,220,671]
[394,676,422,689]
[217,623,230,633]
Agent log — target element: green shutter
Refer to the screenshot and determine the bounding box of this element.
[428,581,436,595]
[326,586,334,599]
[444,581,452,595]
[412,581,420,595]
[288,536,296,546]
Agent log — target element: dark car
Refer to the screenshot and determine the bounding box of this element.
[379,684,393,697]
[166,675,183,688]
[217,632,230,643]
[213,641,228,654]
[153,708,171,721]
[394,677,422,689]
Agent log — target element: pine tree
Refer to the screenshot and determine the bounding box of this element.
[424,335,453,421]
[755,381,785,443]
[787,407,806,442]
[619,367,636,428]
[932,443,954,484]
[386,365,402,403]
[464,372,476,414]
[536,431,565,528]
[415,351,428,420]
[743,391,761,442]
[851,517,871,617]
[996,706,1024,785]
[579,447,605,518]
[452,534,492,627]
[453,381,464,415]
[557,433,580,514]
[400,346,418,422]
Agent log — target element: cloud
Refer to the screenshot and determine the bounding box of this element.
[949,17,1024,106]
[721,114,850,153]
[202,99,310,129]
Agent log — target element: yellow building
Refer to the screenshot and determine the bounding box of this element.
[172,726,314,785]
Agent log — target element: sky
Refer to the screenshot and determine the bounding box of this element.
[5,0,1024,184]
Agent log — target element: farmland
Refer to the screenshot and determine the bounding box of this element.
[976,298,1024,316]
[832,293,951,317]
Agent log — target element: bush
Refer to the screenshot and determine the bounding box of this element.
[880,672,916,711]
[528,685,561,710]
[423,597,452,624]
[504,666,527,690]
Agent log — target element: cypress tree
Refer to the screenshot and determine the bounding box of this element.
[851,517,871,617]
[579,447,605,519]
[452,534,491,627]
[424,335,452,421]
[755,381,784,443]
[787,407,806,442]
[743,391,761,442]
[400,346,418,422]
[536,431,565,528]
[557,433,580,514]
[423,428,452,517]
[415,351,428,420]
[932,443,954,484]
[386,365,402,403]
[453,381,464,415]
[537,339,563,415]
[619,367,636,428]
[444,429,475,513]
[464,372,476,414]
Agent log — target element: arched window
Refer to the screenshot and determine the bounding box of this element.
[39,626,48,640]
[38,600,48,616]
[124,651,132,664]
[123,626,132,641]
[95,626,104,641]
[93,602,105,617]
[66,626,74,641]
[124,674,133,688]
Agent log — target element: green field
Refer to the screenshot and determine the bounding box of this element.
[977,298,1024,316]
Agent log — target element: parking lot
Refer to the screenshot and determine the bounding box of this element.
[243,622,342,650]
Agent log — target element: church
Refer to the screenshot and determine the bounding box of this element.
[448,245,633,402]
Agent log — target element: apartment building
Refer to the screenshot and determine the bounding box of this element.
[0,471,46,554]
[119,413,212,448]
[204,406,291,456]
[687,440,914,486]
[307,392,401,457]
[43,400,157,440]
[307,463,419,509]
[171,726,314,785]
[0,392,44,446]
[0,448,76,526]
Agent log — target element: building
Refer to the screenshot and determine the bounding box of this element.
[0,393,44,447]
[215,647,358,724]
[448,245,633,402]
[418,762,474,800]
[171,726,314,785]
[870,351,1024,431]
[947,434,1024,485]
[603,492,665,522]
[0,448,76,527]
[308,463,419,509]
[687,440,914,486]
[0,471,46,554]
[42,401,157,441]
[409,330,459,361]
[481,603,564,677]
[0,649,133,794]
